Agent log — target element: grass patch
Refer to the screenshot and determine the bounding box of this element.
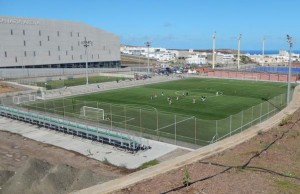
[37,76,123,89]
[138,159,159,169]
[274,179,300,193]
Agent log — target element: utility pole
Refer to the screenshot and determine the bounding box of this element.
[237,34,242,70]
[81,37,93,85]
[262,36,265,66]
[286,35,293,104]
[212,32,216,69]
[144,41,151,74]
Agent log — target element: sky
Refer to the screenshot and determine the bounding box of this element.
[0,0,299,50]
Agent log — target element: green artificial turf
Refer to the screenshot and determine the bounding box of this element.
[28,78,291,145]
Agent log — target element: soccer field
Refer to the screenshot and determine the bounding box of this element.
[26,78,290,146]
[36,76,123,90]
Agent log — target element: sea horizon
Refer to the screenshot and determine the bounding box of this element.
[243,50,300,55]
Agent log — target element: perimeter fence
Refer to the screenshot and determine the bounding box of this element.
[2,92,288,148]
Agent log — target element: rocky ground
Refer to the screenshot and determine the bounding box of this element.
[115,109,300,194]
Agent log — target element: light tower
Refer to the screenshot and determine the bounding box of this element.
[262,36,266,66]
[81,37,93,85]
[286,35,293,104]
[237,34,242,69]
[212,32,216,69]
[144,41,151,74]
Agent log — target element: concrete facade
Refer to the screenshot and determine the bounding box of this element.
[0,16,120,68]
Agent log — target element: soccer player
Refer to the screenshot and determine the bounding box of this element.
[193,98,196,104]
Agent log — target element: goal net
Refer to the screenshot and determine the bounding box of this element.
[13,94,36,104]
[80,106,105,121]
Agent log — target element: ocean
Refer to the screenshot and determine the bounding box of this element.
[243,50,300,55]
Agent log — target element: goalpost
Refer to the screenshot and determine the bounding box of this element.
[80,106,105,121]
[13,94,36,104]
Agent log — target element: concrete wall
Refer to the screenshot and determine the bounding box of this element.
[0,16,120,67]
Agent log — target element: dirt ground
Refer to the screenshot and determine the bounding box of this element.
[115,109,300,194]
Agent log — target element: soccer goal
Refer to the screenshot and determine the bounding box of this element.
[80,106,105,121]
[13,94,36,104]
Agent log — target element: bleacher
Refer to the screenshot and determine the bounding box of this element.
[0,105,150,152]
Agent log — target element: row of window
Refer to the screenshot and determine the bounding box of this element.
[9,53,104,63]
[20,41,108,51]
[4,49,110,58]
[10,29,81,37]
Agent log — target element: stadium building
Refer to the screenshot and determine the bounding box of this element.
[0,16,120,68]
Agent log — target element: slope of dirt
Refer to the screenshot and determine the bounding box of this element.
[115,109,300,194]
[0,158,115,194]
[0,130,131,194]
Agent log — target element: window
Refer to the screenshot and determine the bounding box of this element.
[10,29,13,35]
[66,51,68,55]
[39,30,41,36]
[57,31,59,36]
[4,51,7,58]
[58,46,60,51]
[77,32,79,37]
[91,54,93,59]
[24,51,27,57]
[24,40,26,46]
[71,46,73,51]
[58,55,60,61]
[48,51,51,56]
[70,32,72,37]
[23,30,25,35]
[72,55,74,60]
[80,55,82,59]
[78,41,80,46]
[33,51,36,57]
[98,54,99,59]
[103,46,106,50]
[47,36,50,41]
[109,50,111,54]
[39,41,42,46]
[15,57,18,63]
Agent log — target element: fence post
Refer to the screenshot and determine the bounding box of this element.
[124,106,127,130]
[175,115,177,145]
[230,115,232,136]
[110,103,112,130]
[268,101,270,118]
[140,108,142,133]
[156,109,159,136]
[216,120,218,141]
[260,103,263,122]
[241,110,244,132]
[194,117,196,144]
[251,106,254,125]
[63,98,65,117]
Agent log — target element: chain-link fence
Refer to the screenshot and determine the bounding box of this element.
[3,92,287,148]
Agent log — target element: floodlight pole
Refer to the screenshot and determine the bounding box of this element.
[237,34,242,70]
[262,36,265,66]
[145,41,151,74]
[287,35,293,104]
[212,32,216,69]
[81,37,93,85]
